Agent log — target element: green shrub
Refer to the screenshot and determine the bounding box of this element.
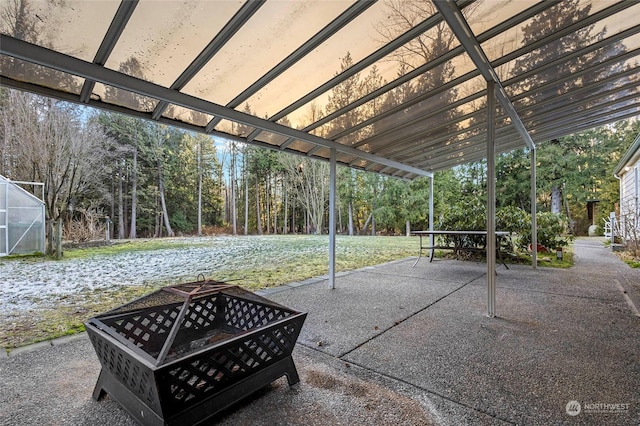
[170,211,194,234]
[437,204,572,252]
[437,198,486,230]
[594,224,604,236]
[519,211,572,250]
[496,206,532,251]
[497,206,531,234]
[437,198,486,247]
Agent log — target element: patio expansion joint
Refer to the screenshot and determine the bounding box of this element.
[343,358,518,426]
[614,278,640,317]
[499,284,633,304]
[297,343,517,425]
[337,273,486,360]
[357,268,483,284]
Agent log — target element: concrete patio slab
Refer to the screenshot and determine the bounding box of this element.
[342,276,639,424]
[268,266,481,358]
[0,237,638,425]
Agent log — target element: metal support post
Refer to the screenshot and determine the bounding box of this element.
[328,147,337,289]
[429,175,435,258]
[530,148,537,269]
[487,81,497,318]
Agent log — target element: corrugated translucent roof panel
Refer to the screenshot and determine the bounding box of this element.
[0,0,119,61]
[92,82,159,112]
[1,0,639,177]
[163,105,213,128]
[104,1,243,88]
[182,1,355,107]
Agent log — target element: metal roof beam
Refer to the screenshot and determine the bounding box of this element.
[417,82,640,158]
[345,81,485,149]
[508,48,640,105]
[493,1,634,73]
[1,35,431,178]
[530,104,640,141]
[407,91,640,168]
[434,0,535,151]
[420,93,640,164]
[79,0,139,102]
[393,112,538,162]
[245,0,476,142]
[390,118,515,161]
[371,102,495,157]
[293,40,468,141]
[523,90,640,132]
[205,0,376,132]
[382,69,638,161]
[517,73,640,119]
[417,138,526,172]
[293,0,558,144]
[152,0,265,120]
[310,1,634,152]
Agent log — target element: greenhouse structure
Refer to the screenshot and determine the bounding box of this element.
[0,175,45,257]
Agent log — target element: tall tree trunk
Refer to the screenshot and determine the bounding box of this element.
[362,212,372,235]
[55,219,63,259]
[283,184,288,234]
[371,213,376,236]
[244,165,248,235]
[273,176,278,234]
[306,210,309,234]
[129,145,137,239]
[46,220,54,255]
[551,185,562,214]
[231,144,237,235]
[154,195,160,237]
[197,140,202,236]
[292,205,295,233]
[348,201,354,236]
[110,170,115,240]
[123,168,129,238]
[158,158,174,237]
[265,175,270,235]
[255,178,262,235]
[118,162,124,239]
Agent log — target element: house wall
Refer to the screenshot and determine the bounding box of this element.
[620,164,637,211]
[618,161,639,241]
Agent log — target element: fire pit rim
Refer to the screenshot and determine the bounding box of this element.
[85,309,307,371]
[85,283,306,368]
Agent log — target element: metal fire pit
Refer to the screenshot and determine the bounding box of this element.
[85,280,307,425]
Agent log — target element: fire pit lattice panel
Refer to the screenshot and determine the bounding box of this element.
[224,297,288,330]
[86,282,306,425]
[101,305,184,359]
[88,330,159,411]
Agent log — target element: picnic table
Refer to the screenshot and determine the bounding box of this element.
[411,230,511,268]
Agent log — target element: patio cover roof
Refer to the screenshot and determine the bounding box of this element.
[2,0,639,180]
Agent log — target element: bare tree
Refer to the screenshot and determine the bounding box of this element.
[153,126,174,237]
[0,90,110,254]
[197,135,202,236]
[230,141,238,235]
[129,136,138,239]
[281,155,329,234]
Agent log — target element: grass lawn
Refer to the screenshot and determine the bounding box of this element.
[1,235,417,349]
[0,234,574,350]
